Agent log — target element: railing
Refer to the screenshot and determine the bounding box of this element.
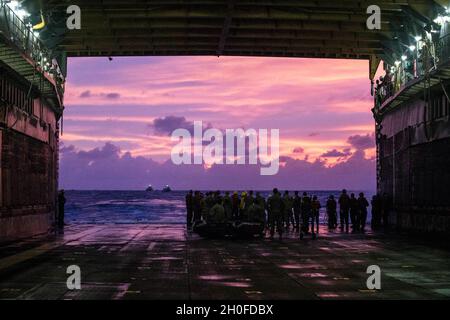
[374,33,450,109]
[0,1,65,103]
[436,33,450,67]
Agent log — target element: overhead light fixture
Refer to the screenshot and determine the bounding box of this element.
[7,1,20,11]
[414,36,422,42]
[6,0,30,20]
[395,60,401,66]
[434,14,450,25]
[409,45,416,51]
[16,9,30,19]
[401,55,407,61]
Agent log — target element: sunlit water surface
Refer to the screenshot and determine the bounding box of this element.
[65,190,375,224]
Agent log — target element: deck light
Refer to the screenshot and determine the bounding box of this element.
[434,9,450,26]
[6,1,30,20]
[16,8,30,19]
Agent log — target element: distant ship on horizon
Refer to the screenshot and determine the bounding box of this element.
[145,185,154,192]
[162,185,172,192]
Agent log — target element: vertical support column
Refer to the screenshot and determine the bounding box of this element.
[392,133,396,207]
[0,129,2,208]
[371,56,382,196]
[375,123,382,195]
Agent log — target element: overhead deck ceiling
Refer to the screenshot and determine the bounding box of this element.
[22,0,448,61]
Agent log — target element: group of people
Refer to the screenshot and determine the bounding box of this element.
[185,189,392,240]
[185,190,266,226]
[373,30,439,109]
[374,70,394,108]
[334,190,370,233]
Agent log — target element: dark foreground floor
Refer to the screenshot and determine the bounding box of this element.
[0,224,450,300]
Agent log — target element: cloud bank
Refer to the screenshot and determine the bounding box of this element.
[60,142,375,191]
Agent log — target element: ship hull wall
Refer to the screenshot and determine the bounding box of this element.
[379,87,450,233]
[0,67,59,242]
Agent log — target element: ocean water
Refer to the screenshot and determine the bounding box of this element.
[65,190,375,225]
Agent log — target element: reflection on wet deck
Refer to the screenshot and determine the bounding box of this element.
[1,224,450,300]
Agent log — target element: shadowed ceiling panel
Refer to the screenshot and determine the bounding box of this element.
[24,0,444,60]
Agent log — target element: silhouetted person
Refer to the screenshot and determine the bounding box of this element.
[240,192,248,220]
[311,195,321,235]
[57,190,66,229]
[267,188,284,240]
[350,193,359,232]
[208,199,226,224]
[326,195,337,229]
[255,192,267,224]
[231,192,240,220]
[371,194,382,230]
[193,191,203,223]
[214,190,222,204]
[293,191,302,231]
[241,190,254,220]
[201,193,209,221]
[358,193,369,232]
[300,192,311,239]
[222,191,233,220]
[246,190,254,208]
[205,192,215,213]
[338,189,350,232]
[246,202,265,224]
[185,190,194,227]
[282,191,293,229]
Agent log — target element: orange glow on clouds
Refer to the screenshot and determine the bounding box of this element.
[63,56,375,164]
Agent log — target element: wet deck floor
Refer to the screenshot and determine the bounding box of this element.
[1,224,450,299]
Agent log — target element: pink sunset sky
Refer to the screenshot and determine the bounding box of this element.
[60,56,378,191]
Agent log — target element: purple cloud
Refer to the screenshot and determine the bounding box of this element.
[149,116,215,137]
[321,149,352,158]
[79,90,91,98]
[78,90,120,99]
[60,142,375,191]
[104,92,121,99]
[347,133,375,150]
[293,147,305,154]
[75,142,121,161]
[149,116,195,136]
